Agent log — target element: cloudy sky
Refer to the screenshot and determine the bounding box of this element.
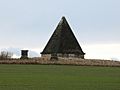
[0,0,120,60]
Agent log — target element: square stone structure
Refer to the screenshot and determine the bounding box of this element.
[20,50,28,59]
[41,16,85,59]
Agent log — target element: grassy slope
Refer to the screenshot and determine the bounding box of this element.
[0,65,120,90]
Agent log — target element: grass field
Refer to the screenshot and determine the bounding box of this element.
[0,65,120,90]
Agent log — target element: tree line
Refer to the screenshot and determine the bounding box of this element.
[0,51,13,60]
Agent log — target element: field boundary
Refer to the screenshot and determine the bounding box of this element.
[0,58,120,67]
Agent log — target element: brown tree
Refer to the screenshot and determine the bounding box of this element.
[0,51,13,60]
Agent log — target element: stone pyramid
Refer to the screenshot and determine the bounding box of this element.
[41,16,85,59]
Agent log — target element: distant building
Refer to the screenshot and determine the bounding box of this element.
[41,16,85,59]
[20,50,28,59]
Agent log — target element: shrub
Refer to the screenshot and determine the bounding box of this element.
[0,51,13,60]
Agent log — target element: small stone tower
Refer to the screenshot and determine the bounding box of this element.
[20,50,29,59]
[41,16,85,59]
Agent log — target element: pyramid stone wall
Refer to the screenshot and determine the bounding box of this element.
[41,54,85,60]
[41,54,51,60]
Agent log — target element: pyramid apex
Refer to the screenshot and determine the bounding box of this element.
[62,16,66,19]
[61,16,67,21]
[58,16,67,25]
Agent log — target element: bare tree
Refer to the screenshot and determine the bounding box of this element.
[0,51,13,60]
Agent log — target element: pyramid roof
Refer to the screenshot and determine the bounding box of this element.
[41,16,85,55]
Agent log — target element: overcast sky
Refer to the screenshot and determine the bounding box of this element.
[0,0,120,60]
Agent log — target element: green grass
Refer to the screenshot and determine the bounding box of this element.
[0,65,120,90]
